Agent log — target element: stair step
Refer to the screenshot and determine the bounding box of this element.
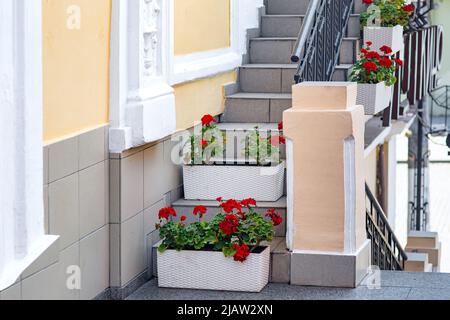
[261,14,361,38]
[404,252,430,272]
[249,36,359,66]
[354,1,368,14]
[223,93,292,123]
[249,38,297,64]
[266,0,310,15]
[261,15,303,38]
[340,37,360,65]
[347,14,361,38]
[332,64,353,81]
[239,64,297,94]
[172,197,287,238]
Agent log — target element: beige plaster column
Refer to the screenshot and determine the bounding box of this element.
[283,82,371,288]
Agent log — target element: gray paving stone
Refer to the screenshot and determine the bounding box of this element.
[407,287,450,300]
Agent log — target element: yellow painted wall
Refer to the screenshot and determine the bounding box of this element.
[43,0,111,143]
[175,71,236,130]
[174,0,231,55]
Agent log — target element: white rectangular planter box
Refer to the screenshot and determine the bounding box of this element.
[157,246,270,292]
[183,161,285,201]
[357,82,392,115]
[364,25,404,54]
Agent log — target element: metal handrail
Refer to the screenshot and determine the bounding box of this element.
[291,0,354,83]
[365,183,408,270]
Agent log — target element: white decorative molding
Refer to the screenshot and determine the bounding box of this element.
[109,0,176,153]
[0,0,58,291]
[109,0,265,152]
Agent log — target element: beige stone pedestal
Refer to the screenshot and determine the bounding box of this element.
[283,82,370,288]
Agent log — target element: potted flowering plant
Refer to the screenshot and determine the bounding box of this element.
[361,0,415,54]
[156,198,283,292]
[182,115,286,202]
[350,42,403,114]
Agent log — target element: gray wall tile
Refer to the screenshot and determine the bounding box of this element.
[49,173,80,250]
[48,136,78,183]
[79,161,107,237]
[79,126,106,170]
[120,152,144,222]
[80,226,110,300]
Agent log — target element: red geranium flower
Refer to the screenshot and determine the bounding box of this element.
[266,209,283,226]
[240,198,257,208]
[200,139,209,147]
[363,0,374,4]
[366,41,373,47]
[220,199,242,213]
[233,243,250,262]
[380,45,393,55]
[180,215,187,222]
[193,205,207,218]
[158,207,177,220]
[278,121,283,130]
[219,214,240,236]
[363,61,377,73]
[365,51,380,60]
[379,57,393,68]
[395,59,404,66]
[403,4,415,12]
[201,114,216,126]
[216,197,223,202]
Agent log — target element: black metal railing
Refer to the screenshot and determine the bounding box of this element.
[365,184,408,271]
[291,0,354,83]
[409,0,435,30]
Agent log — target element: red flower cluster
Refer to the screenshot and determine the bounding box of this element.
[181,215,187,222]
[193,205,207,218]
[380,45,393,55]
[403,4,415,13]
[265,209,283,226]
[201,114,216,126]
[363,61,378,73]
[159,207,177,220]
[359,44,403,75]
[278,121,283,131]
[233,243,250,262]
[363,0,373,4]
[241,198,257,208]
[219,199,242,213]
[219,214,240,235]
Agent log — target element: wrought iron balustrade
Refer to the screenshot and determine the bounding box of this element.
[366,183,408,271]
[291,0,354,83]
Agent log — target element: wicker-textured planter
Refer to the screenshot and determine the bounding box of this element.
[183,161,285,201]
[357,82,392,115]
[364,25,404,54]
[157,246,270,292]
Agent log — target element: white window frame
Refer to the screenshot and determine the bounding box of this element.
[0,0,58,291]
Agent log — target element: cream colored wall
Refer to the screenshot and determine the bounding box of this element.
[365,147,378,194]
[174,0,231,55]
[43,0,111,144]
[174,71,236,130]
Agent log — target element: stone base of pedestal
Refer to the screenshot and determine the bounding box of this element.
[290,240,371,288]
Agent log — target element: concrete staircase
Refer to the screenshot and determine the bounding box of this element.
[213,0,366,283]
[222,0,364,124]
